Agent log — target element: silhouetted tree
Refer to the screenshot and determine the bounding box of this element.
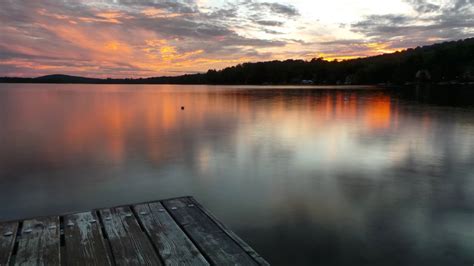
[1,38,473,85]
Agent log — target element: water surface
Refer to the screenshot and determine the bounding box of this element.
[0,84,473,265]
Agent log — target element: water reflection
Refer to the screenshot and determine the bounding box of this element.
[0,84,473,265]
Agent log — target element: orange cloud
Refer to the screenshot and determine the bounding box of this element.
[142,8,182,18]
[0,1,456,77]
[104,41,132,53]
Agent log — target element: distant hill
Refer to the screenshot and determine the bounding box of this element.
[34,74,102,83]
[1,38,473,85]
[0,74,102,84]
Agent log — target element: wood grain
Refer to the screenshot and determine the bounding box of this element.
[63,211,113,265]
[0,221,18,265]
[163,198,258,266]
[188,197,270,265]
[15,217,60,265]
[0,197,267,265]
[99,207,162,265]
[134,202,209,266]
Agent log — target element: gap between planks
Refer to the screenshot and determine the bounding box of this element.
[0,196,269,266]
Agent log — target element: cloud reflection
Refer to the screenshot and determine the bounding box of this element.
[0,84,473,265]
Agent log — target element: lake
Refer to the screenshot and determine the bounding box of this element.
[0,84,473,265]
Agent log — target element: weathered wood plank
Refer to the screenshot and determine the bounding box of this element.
[99,207,162,265]
[162,198,258,266]
[63,211,113,266]
[15,217,60,266]
[133,202,209,266]
[0,196,267,265]
[0,221,18,265]
[188,197,270,266]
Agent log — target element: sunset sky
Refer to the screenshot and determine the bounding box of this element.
[1,0,472,78]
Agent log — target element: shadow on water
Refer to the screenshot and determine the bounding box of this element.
[393,85,474,107]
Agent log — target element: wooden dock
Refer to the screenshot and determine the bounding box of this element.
[0,196,269,265]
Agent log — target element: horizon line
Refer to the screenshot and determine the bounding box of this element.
[2,37,472,80]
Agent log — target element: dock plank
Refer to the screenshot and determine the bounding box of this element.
[0,196,267,265]
[0,221,18,265]
[63,211,113,266]
[163,198,258,266]
[133,202,209,266]
[99,207,162,265]
[188,197,270,266]
[15,217,60,266]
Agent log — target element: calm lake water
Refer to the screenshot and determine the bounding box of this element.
[0,84,473,265]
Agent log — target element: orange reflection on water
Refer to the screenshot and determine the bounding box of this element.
[364,97,391,129]
[1,86,394,166]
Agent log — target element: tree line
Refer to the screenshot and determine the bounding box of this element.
[1,38,473,85]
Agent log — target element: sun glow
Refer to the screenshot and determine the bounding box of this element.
[1,0,471,77]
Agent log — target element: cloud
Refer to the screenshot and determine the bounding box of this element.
[248,1,300,18]
[301,39,399,60]
[404,0,440,13]
[255,20,284,26]
[0,0,472,77]
[351,0,474,48]
[0,0,297,77]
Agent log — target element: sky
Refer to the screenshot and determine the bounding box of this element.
[0,0,473,78]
